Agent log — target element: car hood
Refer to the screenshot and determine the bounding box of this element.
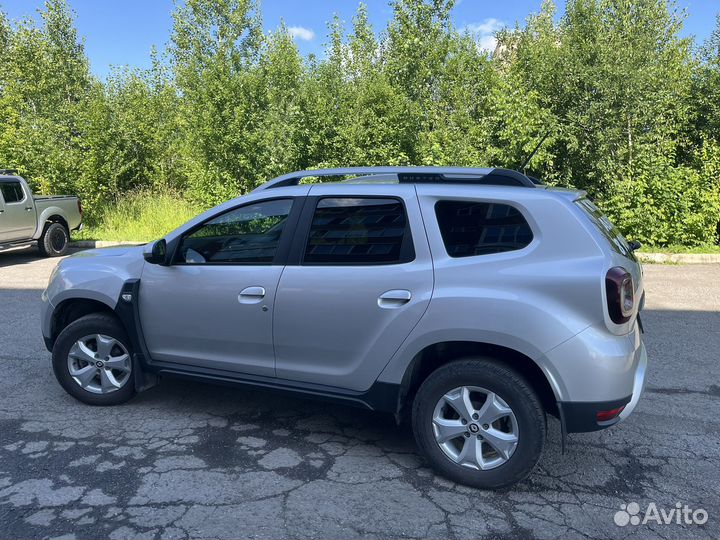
[69,244,146,259]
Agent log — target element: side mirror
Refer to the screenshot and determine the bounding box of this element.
[628,240,642,252]
[143,239,169,265]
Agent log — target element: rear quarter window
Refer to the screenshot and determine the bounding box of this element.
[575,198,634,259]
[435,200,533,257]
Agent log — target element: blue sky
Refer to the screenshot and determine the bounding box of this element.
[1,0,718,79]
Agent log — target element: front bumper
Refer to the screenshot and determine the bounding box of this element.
[40,289,55,352]
[558,340,647,433]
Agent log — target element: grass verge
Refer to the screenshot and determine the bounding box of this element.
[75,191,204,243]
[637,244,720,254]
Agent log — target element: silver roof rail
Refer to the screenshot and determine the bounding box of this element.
[252,166,540,192]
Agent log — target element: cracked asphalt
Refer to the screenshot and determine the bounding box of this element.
[1,247,719,539]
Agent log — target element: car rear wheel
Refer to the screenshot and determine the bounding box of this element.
[412,358,546,489]
[52,313,136,405]
[38,222,69,257]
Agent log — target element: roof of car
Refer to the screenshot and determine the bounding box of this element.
[253,167,543,192]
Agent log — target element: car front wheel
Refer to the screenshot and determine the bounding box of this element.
[412,358,546,489]
[52,313,136,405]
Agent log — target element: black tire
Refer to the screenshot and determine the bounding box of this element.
[412,358,546,489]
[38,221,69,257]
[52,313,136,406]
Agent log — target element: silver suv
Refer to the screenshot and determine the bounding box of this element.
[41,167,647,489]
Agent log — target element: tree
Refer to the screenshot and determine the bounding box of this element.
[0,0,92,199]
[0,0,717,244]
[170,0,265,204]
[690,15,720,143]
[78,57,182,212]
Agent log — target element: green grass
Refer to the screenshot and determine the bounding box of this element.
[75,191,204,242]
[638,244,720,254]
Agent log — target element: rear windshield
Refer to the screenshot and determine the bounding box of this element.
[575,198,635,259]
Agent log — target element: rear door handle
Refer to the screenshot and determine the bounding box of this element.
[378,289,412,308]
[25,207,33,211]
[238,286,266,304]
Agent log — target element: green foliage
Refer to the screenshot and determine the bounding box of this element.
[78,57,183,214]
[0,0,91,198]
[76,190,203,242]
[0,0,718,246]
[604,144,720,246]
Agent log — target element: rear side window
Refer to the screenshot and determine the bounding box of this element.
[0,181,25,203]
[304,197,414,265]
[435,200,533,257]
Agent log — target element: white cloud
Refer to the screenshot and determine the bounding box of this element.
[287,26,315,42]
[463,18,505,53]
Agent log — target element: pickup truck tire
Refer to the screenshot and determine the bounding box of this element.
[52,313,136,406]
[412,358,546,490]
[38,222,69,257]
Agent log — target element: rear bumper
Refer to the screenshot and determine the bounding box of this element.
[617,340,647,421]
[558,341,647,433]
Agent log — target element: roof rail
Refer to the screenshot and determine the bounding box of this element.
[252,166,540,192]
[0,168,19,175]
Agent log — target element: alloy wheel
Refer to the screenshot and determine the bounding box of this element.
[432,386,519,470]
[66,334,131,394]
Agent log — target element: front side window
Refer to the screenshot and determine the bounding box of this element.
[0,181,25,203]
[435,200,533,257]
[304,197,413,265]
[178,199,292,264]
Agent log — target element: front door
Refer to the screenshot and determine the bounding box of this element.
[273,185,434,391]
[139,198,296,376]
[0,180,35,242]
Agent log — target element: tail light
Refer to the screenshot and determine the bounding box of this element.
[606,266,634,324]
[77,199,83,215]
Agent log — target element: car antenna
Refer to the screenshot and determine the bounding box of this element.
[518,130,551,174]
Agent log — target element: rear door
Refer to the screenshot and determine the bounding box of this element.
[0,179,36,242]
[273,184,434,391]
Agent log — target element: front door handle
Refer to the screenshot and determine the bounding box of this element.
[378,289,412,308]
[25,207,33,211]
[238,286,266,304]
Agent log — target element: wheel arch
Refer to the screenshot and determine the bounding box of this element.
[49,297,119,349]
[45,214,69,229]
[396,341,560,420]
[34,208,70,238]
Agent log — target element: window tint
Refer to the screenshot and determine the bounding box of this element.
[0,181,24,203]
[179,199,292,264]
[575,198,634,259]
[435,201,533,257]
[304,197,413,265]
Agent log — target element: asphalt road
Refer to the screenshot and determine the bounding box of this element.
[1,247,719,539]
